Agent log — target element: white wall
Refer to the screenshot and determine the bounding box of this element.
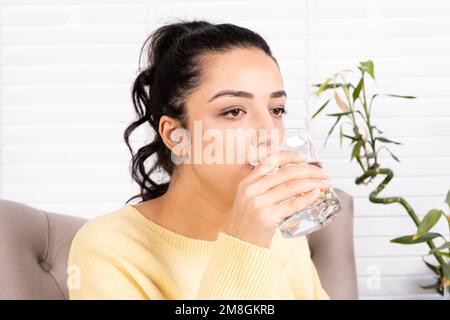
[0,0,449,299]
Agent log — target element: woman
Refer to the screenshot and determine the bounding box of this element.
[68,19,331,300]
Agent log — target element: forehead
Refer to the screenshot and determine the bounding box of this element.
[194,47,284,100]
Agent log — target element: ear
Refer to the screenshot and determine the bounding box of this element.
[159,115,190,158]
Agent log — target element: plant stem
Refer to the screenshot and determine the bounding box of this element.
[355,167,447,268]
[361,140,371,169]
[337,73,357,124]
[361,77,378,167]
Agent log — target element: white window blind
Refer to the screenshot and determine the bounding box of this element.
[0,0,449,299]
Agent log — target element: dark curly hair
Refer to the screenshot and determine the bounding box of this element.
[124,19,278,204]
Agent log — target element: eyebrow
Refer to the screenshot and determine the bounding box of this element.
[207,89,287,103]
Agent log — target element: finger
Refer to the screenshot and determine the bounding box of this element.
[254,162,328,193]
[263,178,331,205]
[273,187,322,221]
[244,150,306,184]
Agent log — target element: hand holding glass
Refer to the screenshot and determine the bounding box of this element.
[250,127,344,238]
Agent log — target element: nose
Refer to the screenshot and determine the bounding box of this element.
[248,110,281,162]
[250,127,274,148]
[250,107,279,145]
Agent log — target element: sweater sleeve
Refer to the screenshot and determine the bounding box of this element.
[195,231,287,300]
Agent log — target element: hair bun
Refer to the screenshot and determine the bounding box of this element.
[146,20,212,66]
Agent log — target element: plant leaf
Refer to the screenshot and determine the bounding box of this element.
[324,115,342,146]
[413,209,443,240]
[343,134,356,141]
[377,146,401,163]
[371,125,384,134]
[422,257,441,276]
[443,262,450,282]
[352,78,364,102]
[326,111,353,117]
[312,82,347,89]
[316,78,331,96]
[429,242,450,253]
[355,110,367,122]
[390,232,441,244]
[419,282,439,290]
[376,137,402,145]
[339,125,343,148]
[351,140,364,160]
[334,91,350,112]
[360,60,375,80]
[433,251,450,258]
[312,99,331,119]
[353,126,361,139]
[389,151,400,162]
[369,93,416,113]
[382,94,416,99]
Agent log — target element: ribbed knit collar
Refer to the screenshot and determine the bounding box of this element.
[122,203,219,256]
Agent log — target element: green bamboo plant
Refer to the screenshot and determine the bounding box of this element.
[311,60,450,296]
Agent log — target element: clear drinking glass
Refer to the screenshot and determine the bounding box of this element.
[251,127,344,238]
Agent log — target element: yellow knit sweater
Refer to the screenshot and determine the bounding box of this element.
[68,204,330,300]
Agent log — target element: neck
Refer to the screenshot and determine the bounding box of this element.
[149,166,231,241]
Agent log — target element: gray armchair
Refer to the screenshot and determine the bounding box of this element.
[0,188,358,300]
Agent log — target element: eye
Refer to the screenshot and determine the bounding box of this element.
[222,107,246,120]
[272,106,287,118]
